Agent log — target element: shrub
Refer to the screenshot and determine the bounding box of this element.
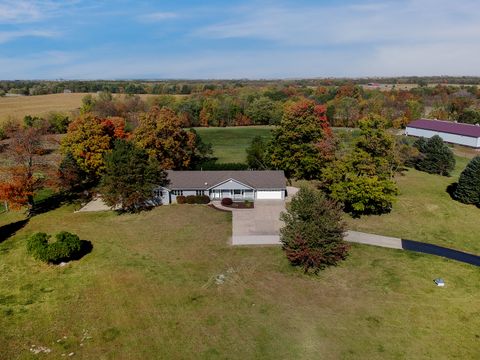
[176,195,186,204]
[186,195,197,204]
[197,195,210,204]
[280,187,348,274]
[221,197,233,206]
[26,231,82,264]
[454,156,480,205]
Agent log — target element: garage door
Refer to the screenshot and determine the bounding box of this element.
[256,190,283,200]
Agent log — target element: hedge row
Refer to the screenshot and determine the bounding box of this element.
[27,231,82,264]
[176,195,210,204]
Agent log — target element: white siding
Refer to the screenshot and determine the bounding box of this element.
[256,190,283,200]
[405,127,480,148]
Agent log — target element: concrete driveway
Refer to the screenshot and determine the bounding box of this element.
[231,200,284,245]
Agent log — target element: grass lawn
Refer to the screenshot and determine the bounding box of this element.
[347,156,480,254]
[194,126,274,163]
[1,204,479,359]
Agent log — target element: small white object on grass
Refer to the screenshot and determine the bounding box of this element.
[434,278,445,287]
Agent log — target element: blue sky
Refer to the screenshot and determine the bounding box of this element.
[1,0,479,79]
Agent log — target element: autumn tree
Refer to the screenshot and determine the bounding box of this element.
[280,186,348,274]
[0,125,53,212]
[100,140,167,212]
[61,114,128,181]
[134,106,211,170]
[266,99,335,179]
[245,97,282,125]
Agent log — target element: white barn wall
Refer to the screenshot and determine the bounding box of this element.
[405,127,480,148]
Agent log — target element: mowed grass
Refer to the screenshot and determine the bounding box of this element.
[348,156,480,254]
[194,126,274,163]
[0,204,479,359]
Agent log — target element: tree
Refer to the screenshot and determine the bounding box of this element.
[0,125,52,212]
[134,106,210,170]
[280,187,348,274]
[100,140,167,212]
[454,156,480,205]
[58,152,88,192]
[61,114,127,180]
[414,135,455,176]
[246,136,268,169]
[321,115,399,216]
[266,99,335,179]
[245,97,282,125]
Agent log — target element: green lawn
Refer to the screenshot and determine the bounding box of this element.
[1,204,479,359]
[348,156,480,254]
[194,126,274,163]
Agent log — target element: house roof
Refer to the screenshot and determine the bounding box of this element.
[164,170,286,190]
[407,119,480,138]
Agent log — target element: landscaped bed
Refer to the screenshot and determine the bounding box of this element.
[221,198,254,209]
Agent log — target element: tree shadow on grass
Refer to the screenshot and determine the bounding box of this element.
[0,219,29,244]
[446,182,458,200]
[31,192,78,216]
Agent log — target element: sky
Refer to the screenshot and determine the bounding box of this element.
[0,0,480,79]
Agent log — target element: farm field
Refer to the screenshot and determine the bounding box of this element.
[348,156,480,254]
[194,126,274,163]
[0,93,169,124]
[0,204,479,359]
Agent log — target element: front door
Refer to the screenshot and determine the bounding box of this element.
[233,189,243,200]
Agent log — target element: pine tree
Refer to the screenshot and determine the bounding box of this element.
[100,140,167,212]
[414,135,455,176]
[454,156,480,205]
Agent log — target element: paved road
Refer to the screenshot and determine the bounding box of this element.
[345,231,402,249]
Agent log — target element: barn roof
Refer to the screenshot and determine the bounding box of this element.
[407,119,480,138]
[164,170,286,190]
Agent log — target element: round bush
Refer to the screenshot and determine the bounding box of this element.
[197,195,211,204]
[26,231,82,264]
[221,197,233,206]
[176,195,186,204]
[186,195,197,204]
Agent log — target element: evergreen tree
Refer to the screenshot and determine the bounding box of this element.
[414,135,455,176]
[100,140,167,212]
[246,136,267,169]
[280,187,348,274]
[454,156,480,205]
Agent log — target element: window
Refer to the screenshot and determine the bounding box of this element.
[153,189,163,198]
[196,190,204,196]
[172,190,183,196]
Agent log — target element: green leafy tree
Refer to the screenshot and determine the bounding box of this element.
[414,135,455,176]
[454,156,480,205]
[245,97,282,125]
[280,187,348,274]
[322,115,399,216]
[246,136,268,169]
[266,99,335,179]
[100,140,167,212]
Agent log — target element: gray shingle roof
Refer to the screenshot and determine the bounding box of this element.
[165,170,286,190]
[407,119,480,138]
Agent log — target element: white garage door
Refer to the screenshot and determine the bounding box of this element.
[256,190,283,200]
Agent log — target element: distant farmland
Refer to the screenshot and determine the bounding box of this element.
[0,93,160,124]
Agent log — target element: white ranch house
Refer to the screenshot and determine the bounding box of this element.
[154,170,286,204]
[406,119,480,148]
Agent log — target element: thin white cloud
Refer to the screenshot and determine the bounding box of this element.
[137,11,178,22]
[0,29,58,43]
